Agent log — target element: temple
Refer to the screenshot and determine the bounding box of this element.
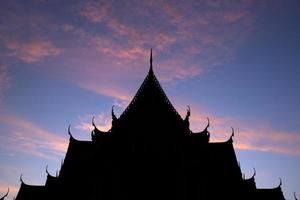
[13,50,288,200]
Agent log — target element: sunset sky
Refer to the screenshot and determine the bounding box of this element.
[0,0,300,199]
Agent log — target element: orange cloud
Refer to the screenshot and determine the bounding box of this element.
[6,40,63,63]
[0,182,19,200]
[0,114,68,160]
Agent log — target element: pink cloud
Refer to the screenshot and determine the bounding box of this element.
[79,81,132,102]
[70,1,258,91]
[99,45,148,60]
[0,114,68,160]
[187,110,300,156]
[106,19,139,37]
[164,3,183,24]
[158,59,202,82]
[79,1,108,23]
[75,113,112,133]
[222,11,248,24]
[61,24,75,32]
[6,40,63,63]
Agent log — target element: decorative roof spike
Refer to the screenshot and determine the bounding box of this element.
[68,124,74,140]
[91,116,106,135]
[92,116,96,127]
[184,105,191,121]
[150,49,153,72]
[46,165,49,175]
[294,192,298,200]
[20,174,23,183]
[112,105,117,121]
[205,117,210,130]
[226,127,234,143]
[253,168,256,177]
[279,177,282,187]
[0,188,9,199]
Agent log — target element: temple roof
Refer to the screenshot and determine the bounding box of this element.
[118,50,182,125]
[15,182,45,200]
[256,187,285,200]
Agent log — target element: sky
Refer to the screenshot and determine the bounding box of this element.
[0,0,299,199]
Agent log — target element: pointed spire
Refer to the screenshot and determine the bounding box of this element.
[149,49,153,74]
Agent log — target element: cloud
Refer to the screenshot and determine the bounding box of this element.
[75,113,112,133]
[5,40,63,63]
[70,0,257,87]
[0,181,19,199]
[78,81,132,102]
[222,11,249,24]
[2,0,295,156]
[79,1,109,23]
[188,110,300,156]
[0,64,11,100]
[0,114,68,160]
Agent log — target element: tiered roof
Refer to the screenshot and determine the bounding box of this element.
[13,50,288,200]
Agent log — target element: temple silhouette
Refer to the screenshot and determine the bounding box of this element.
[10,50,288,200]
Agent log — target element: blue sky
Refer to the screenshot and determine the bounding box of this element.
[0,0,300,199]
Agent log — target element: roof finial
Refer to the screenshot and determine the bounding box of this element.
[184,106,191,121]
[20,174,23,183]
[279,177,282,187]
[46,165,49,175]
[252,168,256,177]
[112,105,117,121]
[68,124,73,139]
[205,117,210,130]
[92,116,96,127]
[1,188,9,199]
[150,49,153,72]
